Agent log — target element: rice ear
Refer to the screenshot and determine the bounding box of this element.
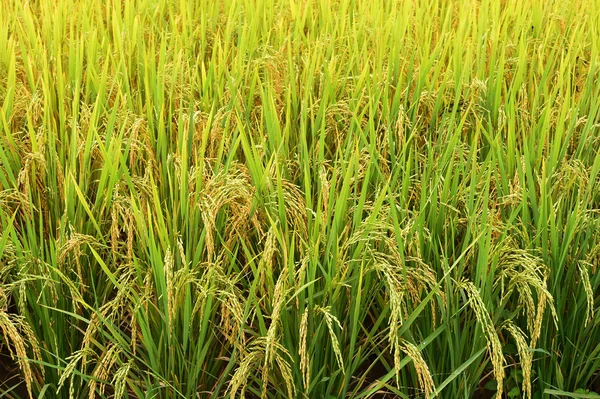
[0,310,40,399]
[578,261,595,327]
[458,279,505,399]
[399,339,435,399]
[112,360,133,399]
[503,321,532,399]
[299,308,310,390]
[316,306,345,372]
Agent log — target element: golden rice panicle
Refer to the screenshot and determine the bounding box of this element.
[494,247,558,347]
[199,164,256,260]
[0,286,7,313]
[578,261,595,327]
[260,227,278,293]
[57,348,94,395]
[207,256,245,346]
[164,247,175,337]
[316,306,345,372]
[228,348,262,399]
[319,164,331,223]
[112,360,133,399]
[400,339,435,399]
[299,308,310,390]
[90,344,123,399]
[0,312,36,399]
[262,273,288,397]
[0,286,42,399]
[503,321,533,399]
[459,279,505,399]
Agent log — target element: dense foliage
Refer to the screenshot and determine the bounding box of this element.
[0,0,599,398]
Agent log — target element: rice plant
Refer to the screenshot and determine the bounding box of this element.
[0,0,599,398]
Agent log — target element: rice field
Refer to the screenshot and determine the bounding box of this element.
[0,0,599,398]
